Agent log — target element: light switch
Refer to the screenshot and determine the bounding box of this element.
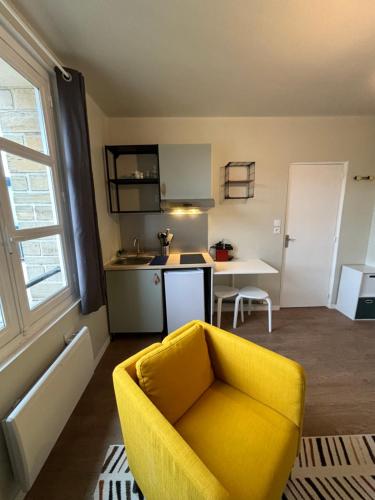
[273,219,281,227]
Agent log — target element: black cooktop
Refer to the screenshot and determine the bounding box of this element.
[180,253,206,264]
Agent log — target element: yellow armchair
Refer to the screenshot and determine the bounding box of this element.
[113,321,305,500]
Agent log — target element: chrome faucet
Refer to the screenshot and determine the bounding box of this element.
[133,237,141,255]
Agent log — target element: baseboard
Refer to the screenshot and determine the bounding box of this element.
[217,304,280,312]
[327,303,337,309]
[94,336,110,369]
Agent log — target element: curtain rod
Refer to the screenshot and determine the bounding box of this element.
[0,0,72,81]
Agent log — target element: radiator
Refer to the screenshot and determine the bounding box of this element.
[2,326,94,492]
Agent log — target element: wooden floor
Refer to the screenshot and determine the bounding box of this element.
[26,307,375,499]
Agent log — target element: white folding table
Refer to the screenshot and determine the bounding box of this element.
[211,259,279,324]
[214,258,279,286]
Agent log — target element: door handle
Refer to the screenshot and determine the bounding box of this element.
[284,234,296,248]
[153,273,161,285]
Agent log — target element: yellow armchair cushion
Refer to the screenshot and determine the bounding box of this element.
[175,380,299,500]
[203,321,305,433]
[136,323,214,424]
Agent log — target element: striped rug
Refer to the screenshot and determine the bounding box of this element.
[94,434,375,499]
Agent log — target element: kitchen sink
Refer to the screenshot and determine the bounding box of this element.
[113,256,153,265]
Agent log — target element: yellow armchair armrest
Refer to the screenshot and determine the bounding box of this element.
[113,358,230,500]
[200,322,305,431]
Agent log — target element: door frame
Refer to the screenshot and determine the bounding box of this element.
[280,161,349,308]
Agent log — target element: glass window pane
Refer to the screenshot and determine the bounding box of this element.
[0,57,48,154]
[19,235,67,309]
[1,151,58,229]
[0,298,5,331]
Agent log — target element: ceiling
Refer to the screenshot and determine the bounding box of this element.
[10,0,375,117]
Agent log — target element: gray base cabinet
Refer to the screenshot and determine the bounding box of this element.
[106,270,164,333]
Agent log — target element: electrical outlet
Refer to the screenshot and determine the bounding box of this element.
[273,226,281,234]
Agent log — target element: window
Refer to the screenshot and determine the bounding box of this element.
[0,31,74,351]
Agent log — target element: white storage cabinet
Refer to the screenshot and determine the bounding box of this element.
[336,265,375,320]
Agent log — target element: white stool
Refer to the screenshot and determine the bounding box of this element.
[233,286,272,332]
[214,285,239,328]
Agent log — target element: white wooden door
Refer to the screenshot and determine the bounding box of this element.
[281,163,345,307]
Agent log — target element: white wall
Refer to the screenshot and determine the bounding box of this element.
[108,116,375,303]
[0,94,114,500]
[86,95,121,262]
[366,201,375,266]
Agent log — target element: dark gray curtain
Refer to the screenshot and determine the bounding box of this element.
[55,67,105,314]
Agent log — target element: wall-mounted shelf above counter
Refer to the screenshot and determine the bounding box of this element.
[105,143,214,214]
[109,178,160,185]
[105,144,161,213]
[224,161,255,199]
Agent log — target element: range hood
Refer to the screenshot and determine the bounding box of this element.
[160,198,215,213]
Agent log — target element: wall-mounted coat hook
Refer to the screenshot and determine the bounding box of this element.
[353,175,374,181]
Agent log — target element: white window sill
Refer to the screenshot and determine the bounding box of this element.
[0,296,80,371]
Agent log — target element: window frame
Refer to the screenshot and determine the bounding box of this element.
[0,225,20,347]
[0,26,77,352]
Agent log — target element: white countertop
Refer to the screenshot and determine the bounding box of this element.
[104,254,279,275]
[343,264,375,274]
[104,252,214,271]
[214,258,279,275]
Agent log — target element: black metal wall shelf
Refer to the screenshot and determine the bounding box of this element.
[109,178,159,185]
[106,144,158,156]
[105,145,161,213]
[224,162,255,199]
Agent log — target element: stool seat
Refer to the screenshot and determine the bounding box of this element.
[214,285,239,299]
[214,286,239,328]
[238,286,269,300]
[233,286,272,332]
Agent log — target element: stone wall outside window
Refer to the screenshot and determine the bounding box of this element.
[0,86,65,307]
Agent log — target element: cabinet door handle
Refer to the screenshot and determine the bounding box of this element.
[153,273,161,285]
[364,299,374,304]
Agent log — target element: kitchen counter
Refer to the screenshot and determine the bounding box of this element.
[104,252,214,271]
